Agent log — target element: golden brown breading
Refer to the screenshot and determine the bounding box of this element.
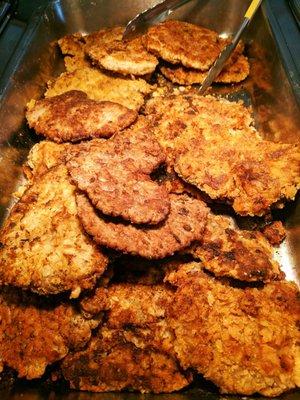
[64,55,91,72]
[144,93,254,164]
[160,54,250,85]
[186,214,284,282]
[175,129,300,216]
[166,263,300,396]
[26,90,137,143]
[58,32,85,57]
[61,326,191,393]
[0,288,98,379]
[45,66,152,111]
[76,193,209,259]
[65,124,168,223]
[0,165,108,297]
[262,221,286,246]
[144,20,220,70]
[63,283,190,393]
[25,140,69,179]
[86,27,158,76]
[67,122,170,225]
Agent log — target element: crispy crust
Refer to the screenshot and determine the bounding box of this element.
[0,165,108,297]
[175,130,300,216]
[76,193,209,259]
[86,27,158,76]
[144,20,220,70]
[160,54,250,85]
[58,33,85,57]
[26,90,137,143]
[67,122,170,225]
[262,221,286,246]
[0,288,98,379]
[45,66,152,111]
[166,263,300,396]
[63,284,190,392]
[144,94,254,164]
[186,214,284,282]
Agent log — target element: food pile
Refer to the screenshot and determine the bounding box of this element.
[0,20,300,396]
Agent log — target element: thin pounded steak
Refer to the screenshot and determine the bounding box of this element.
[0,288,98,379]
[86,26,158,76]
[0,165,108,297]
[67,121,170,225]
[76,193,209,259]
[186,214,284,282]
[26,90,137,142]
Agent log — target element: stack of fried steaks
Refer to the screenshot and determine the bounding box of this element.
[0,20,300,397]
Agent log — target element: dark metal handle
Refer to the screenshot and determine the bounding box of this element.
[0,0,18,35]
[288,0,300,26]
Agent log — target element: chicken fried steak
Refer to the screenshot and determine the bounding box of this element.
[144,94,254,163]
[144,20,220,70]
[186,214,284,282]
[26,90,137,143]
[0,288,98,379]
[67,123,170,225]
[161,54,250,85]
[0,165,108,297]
[86,27,158,76]
[45,66,152,111]
[63,284,191,393]
[175,131,300,216]
[166,263,300,396]
[76,193,209,258]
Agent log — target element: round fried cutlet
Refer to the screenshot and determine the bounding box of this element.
[186,214,284,282]
[166,263,300,396]
[26,90,137,143]
[144,93,255,164]
[45,66,152,111]
[175,132,300,216]
[67,121,170,225]
[0,165,108,297]
[0,288,99,379]
[161,54,250,85]
[86,26,158,76]
[144,20,220,70]
[76,193,209,259]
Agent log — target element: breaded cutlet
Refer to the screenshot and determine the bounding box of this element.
[0,165,108,297]
[86,26,158,76]
[76,193,209,259]
[26,90,137,143]
[175,128,300,216]
[161,54,250,85]
[66,121,170,225]
[166,263,300,396]
[144,20,220,70]
[0,288,98,379]
[45,66,152,111]
[186,213,284,282]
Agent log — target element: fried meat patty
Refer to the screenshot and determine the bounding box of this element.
[25,141,69,179]
[76,193,209,258]
[186,214,284,282]
[0,165,108,297]
[175,129,300,216]
[63,284,191,393]
[166,263,300,396]
[0,288,98,379]
[86,27,158,76]
[144,94,254,163]
[26,90,137,143]
[69,270,300,396]
[67,122,170,225]
[161,54,250,85]
[144,20,221,70]
[45,66,152,111]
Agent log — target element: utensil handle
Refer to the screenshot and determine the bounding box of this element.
[245,0,263,20]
